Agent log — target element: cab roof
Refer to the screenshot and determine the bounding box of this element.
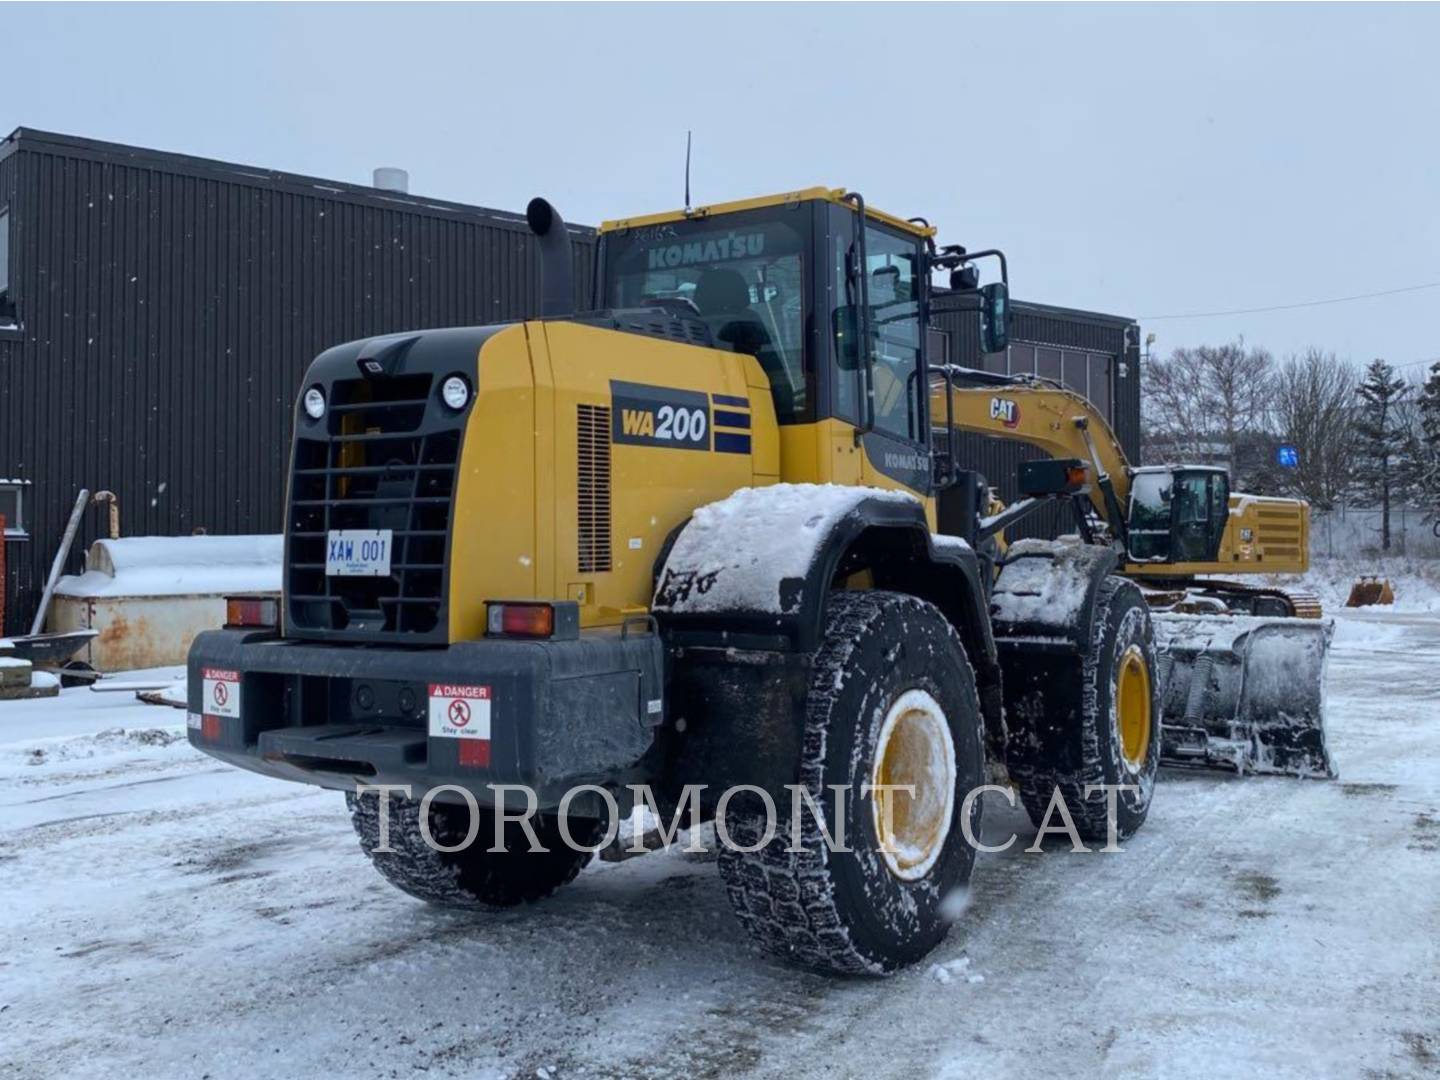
[598,187,936,240]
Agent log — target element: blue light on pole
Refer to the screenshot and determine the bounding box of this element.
[1277,444,1300,469]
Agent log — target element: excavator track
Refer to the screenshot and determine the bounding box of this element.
[1140,578,1323,619]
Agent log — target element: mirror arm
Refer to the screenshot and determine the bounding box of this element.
[961,248,1008,287]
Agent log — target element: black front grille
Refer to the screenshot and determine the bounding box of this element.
[286,374,459,641]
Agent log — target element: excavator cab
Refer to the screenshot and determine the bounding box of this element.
[1126,466,1230,565]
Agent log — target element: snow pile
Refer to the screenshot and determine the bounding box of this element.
[930,533,972,555]
[7,725,186,769]
[654,484,920,615]
[54,534,281,598]
[928,955,984,986]
[1262,555,1440,614]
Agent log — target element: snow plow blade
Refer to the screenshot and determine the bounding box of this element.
[1153,614,1335,778]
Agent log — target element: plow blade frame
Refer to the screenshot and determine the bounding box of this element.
[1154,614,1335,778]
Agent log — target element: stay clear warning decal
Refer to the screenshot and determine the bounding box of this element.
[202,668,241,719]
[429,684,492,741]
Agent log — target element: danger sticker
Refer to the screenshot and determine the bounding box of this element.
[429,684,492,740]
[202,667,241,719]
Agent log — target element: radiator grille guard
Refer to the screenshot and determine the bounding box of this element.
[285,370,462,644]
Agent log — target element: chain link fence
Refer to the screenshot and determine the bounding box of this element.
[1310,506,1440,558]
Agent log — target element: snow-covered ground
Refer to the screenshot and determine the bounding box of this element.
[3,611,1439,1079]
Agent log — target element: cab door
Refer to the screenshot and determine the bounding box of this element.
[1171,469,1228,562]
[828,209,931,494]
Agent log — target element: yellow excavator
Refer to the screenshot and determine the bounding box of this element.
[927,377,1331,776]
[187,186,1333,979]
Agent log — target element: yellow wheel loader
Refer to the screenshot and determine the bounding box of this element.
[187,187,1330,977]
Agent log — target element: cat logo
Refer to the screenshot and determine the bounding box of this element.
[989,396,1021,429]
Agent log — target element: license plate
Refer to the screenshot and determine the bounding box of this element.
[326,529,392,576]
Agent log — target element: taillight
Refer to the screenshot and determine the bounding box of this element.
[487,602,555,638]
[226,596,279,629]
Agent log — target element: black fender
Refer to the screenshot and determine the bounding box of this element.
[989,538,1121,652]
[988,538,1123,778]
[650,485,1004,784]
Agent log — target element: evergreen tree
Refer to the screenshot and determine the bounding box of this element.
[1353,359,1411,550]
[1415,360,1440,513]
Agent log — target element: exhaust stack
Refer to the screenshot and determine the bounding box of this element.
[526,197,574,318]
[372,167,409,194]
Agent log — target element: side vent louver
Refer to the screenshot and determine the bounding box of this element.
[577,404,613,573]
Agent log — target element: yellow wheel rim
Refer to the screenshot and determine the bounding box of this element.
[1116,645,1153,770]
[870,689,957,881]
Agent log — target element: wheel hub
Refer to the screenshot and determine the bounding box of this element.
[1116,644,1153,770]
[870,689,957,881]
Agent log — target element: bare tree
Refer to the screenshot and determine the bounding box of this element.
[1262,349,1360,510]
[1142,340,1275,480]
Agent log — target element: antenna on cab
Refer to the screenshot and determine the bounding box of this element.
[684,130,692,213]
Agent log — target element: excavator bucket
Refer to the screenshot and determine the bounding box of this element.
[1345,576,1395,607]
[1153,614,1336,778]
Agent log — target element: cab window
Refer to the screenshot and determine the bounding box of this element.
[1128,471,1173,561]
[601,208,810,422]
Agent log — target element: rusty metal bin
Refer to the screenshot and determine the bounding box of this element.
[49,535,280,671]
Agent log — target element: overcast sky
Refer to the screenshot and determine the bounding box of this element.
[7,3,1438,376]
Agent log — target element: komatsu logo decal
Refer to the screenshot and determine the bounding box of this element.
[646,232,766,270]
[989,396,1021,428]
[611,381,711,451]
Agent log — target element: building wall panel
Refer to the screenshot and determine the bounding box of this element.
[0,131,595,633]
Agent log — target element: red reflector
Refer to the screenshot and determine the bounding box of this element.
[202,715,222,740]
[459,740,491,767]
[487,602,554,638]
[226,596,279,628]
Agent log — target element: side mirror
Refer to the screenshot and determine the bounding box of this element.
[980,282,1009,354]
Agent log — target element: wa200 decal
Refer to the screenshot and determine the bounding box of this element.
[610,381,711,451]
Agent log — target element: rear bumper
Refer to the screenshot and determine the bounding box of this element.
[186,627,665,808]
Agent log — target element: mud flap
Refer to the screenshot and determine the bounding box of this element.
[1153,614,1335,778]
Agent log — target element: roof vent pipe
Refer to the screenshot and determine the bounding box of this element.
[526,197,574,318]
[372,167,409,193]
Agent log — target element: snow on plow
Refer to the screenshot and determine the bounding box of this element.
[1153,613,1336,778]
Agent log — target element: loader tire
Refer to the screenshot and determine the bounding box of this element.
[1010,576,1161,844]
[347,790,598,909]
[717,590,985,977]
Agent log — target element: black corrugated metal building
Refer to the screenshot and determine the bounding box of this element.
[0,129,595,632]
[0,127,1139,633]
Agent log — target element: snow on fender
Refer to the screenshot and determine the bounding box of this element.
[989,539,1118,641]
[652,483,922,616]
